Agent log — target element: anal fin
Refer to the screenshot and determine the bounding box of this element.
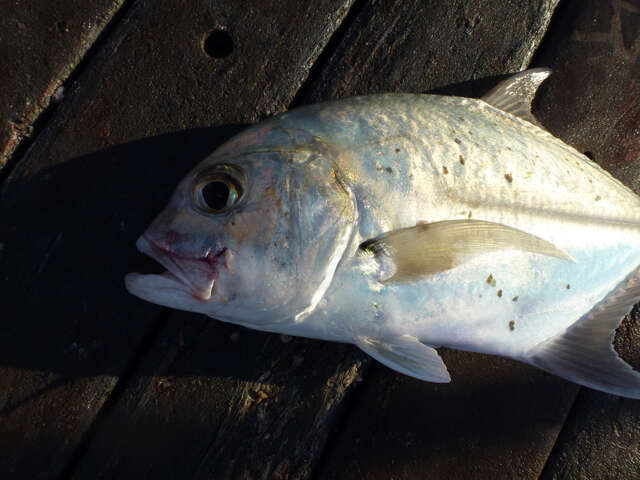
[355,335,451,383]
[529,266,640,399]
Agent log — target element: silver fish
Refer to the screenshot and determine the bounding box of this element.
[126,69,640,398]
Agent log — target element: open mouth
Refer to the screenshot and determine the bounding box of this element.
[131,235,226,301]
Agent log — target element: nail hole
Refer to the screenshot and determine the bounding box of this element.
[202,30,234,59]
[584,151,595,160]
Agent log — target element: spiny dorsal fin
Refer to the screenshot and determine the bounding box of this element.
[359,219,573,283]
[529,265,640,399]
[354,335,451,383]
[481,68,551,128]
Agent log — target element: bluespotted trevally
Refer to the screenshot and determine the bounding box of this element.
[126,69,640,398]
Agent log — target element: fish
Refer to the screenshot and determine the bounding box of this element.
[125,68,640,398]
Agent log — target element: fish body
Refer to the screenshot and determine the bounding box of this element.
[126,70,640,397]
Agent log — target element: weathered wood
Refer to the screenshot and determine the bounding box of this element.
[0,0,354,478]
[0,0,125,170]
[4,0,638,478]
[68,1,580,479]
[70,313,364,479]
[318,0,640,478]
[319,0,640,477]
[318,351,575,480]
[532,0,640,477]
[301,0,559,104]
[304,1,608,478]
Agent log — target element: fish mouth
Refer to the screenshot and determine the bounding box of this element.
[130,235,226,301]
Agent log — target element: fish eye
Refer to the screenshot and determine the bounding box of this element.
[194,168,244,213]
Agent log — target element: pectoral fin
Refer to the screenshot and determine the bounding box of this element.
[359,219,573,283]
[355,335,451,383]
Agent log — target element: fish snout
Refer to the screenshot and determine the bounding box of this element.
[135,233,228,302]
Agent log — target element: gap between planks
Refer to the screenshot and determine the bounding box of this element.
[0,0,137,191]
[52,0,369,478]
[46,0,583,477]
[57,309,171,480]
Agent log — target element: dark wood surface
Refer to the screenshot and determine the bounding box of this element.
[1,1,639,479]
[319,2,640,478]
[0,0,125,169]
[0,0,353,477]
[536,1,640,478]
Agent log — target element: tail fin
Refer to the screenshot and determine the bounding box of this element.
[529,266,640,399]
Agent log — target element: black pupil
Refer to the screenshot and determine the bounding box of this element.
[202,181,230,210]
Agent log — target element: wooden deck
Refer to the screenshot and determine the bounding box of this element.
[1,0,639,478]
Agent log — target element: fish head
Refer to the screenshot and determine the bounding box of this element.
[126,127,356,327]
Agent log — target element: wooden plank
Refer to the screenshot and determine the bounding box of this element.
[318,352,575,480]
[320,1,640,478]
[67,1,582,479]
[304,1,607,478]
[69,314,364,479]
[0,0,354,478]
[0,0,126,170]
[300,0,559,104]
[533,0,640,477]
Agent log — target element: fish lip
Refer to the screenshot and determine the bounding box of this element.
[136,235,225,301]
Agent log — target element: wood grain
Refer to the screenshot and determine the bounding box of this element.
[0,0,125,169]
[535,0,640,476]
[0,0,354,477]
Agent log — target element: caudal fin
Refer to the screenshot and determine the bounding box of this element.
[529,266,640,399]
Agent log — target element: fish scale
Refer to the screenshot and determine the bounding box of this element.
[287,95,640,237]
[290,94,640,353]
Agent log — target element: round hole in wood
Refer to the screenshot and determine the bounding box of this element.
[202,30,233,58]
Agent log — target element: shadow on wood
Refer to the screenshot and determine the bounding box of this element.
[0,125,245,384]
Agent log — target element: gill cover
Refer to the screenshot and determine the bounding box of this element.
[195,126,358,326]
[278,148,357,322]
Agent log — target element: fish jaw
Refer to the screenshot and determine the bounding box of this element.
[125,271,206,312]
[125,235,229,310]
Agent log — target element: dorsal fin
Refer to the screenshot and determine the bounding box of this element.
[481,68,551,128]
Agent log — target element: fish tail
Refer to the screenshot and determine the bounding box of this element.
[528,265,640,398]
